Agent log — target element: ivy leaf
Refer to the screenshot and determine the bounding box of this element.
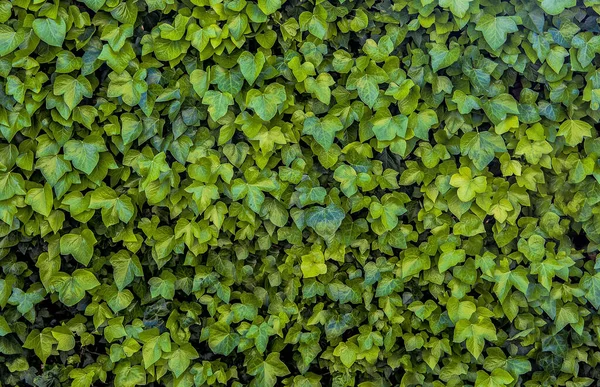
[452,90,481,114]
[0,172,26,201]
[23,328,57,364]
[114,363,146,387]
[54,75,93,111]
[460,131,507,170]
[258,0,282,15]
[107,69,148,106]
[493,265,530,303]
[0,316,11,336]
[303,115,344,150]
[430,42,461,71]
[475,15,518,51]
[8,285,45,315]
[238,51,266,85]
[454,317,497,358]
[81,0,106,12]
[557,119,592,146]
[246,83,287,121]
[555,303,579,332]
[60,230,97,266]
[538,0,576,15]
[299,7,328,40]
[25,183,53,217]
[334,165,359,197]
[305,73,335,105]
[371,110,408,141]
[166,343,199,378]
[52,326,75,351]
[301,250,328,278]
[409,109,438,140]
[482,94,519,124]
[439,249,466,273]
[32,18,66,47]
[51,269,100,307]
[89,186,135,225]
[0,25,25,57]
[36,155,72,187]
[208,322,240,356]
[203,90,234,121]
[64,135,107,175]
[305,204,345,241]
[450,167,487,202]
[333,342,359,368]
[439,0,473,18]
[475,369,514,387]
[110,251,143,291]
[247,352,291,387]
[140,330,171,368]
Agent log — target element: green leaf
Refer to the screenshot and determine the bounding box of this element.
[89,186,135,225]
[557,119,592,146]
[7,285,45,315]
[303,115,344,150]
[371,109,408,142]
[238,51,266,85]
[538,0,576,15]
[51,269,100,307]
[115,363,146,387]
[0,25,25,57]
[333,342,359,368]
[203,90,233,121]
[25,183,53,217]
[247,352,291,387]
[258,0,282,15]
[0,316,12,336]
[475,369,514,387]
[439,249,466,273]
[409,109,438,140]
[454,317,497,358]
[32,18,66,47]
[140,330,171,368]
[305,204,345,241]
[0,172,26,201]
[36,155,72,187]
[460,131,507,170]
[301,250,328,278]
[334,165,359,197]
[110,251,143,291]
[305,73,335,105]
[60,230,97,266]
[167,343,199,378]
[555,302,579,332]
[107,69,147,106]
[439,0,472,18]
[208,322,240,356]
[475,15,518,51]
[450,167,487,202]
[584,273,600,309]
[64,135,107,175]
[52,326,76,351]
[430,42,461,72]
[299,7,328,40]
[23,329,57,364]
[54,75,93,111]
[246,83,287,121]
[81,0,106,12]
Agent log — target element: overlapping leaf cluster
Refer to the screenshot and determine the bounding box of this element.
[1,0,600,386]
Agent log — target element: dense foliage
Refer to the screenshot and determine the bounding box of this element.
[2,0,600,386]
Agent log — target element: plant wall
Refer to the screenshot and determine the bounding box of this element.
[1,0,600,386]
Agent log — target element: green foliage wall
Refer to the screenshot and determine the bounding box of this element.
[2,0,600,386]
